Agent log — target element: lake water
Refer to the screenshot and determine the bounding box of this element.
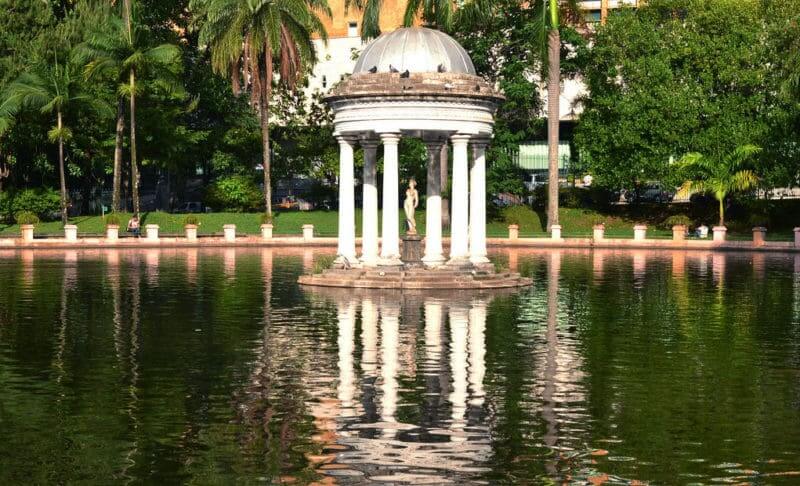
[1,248,799,484]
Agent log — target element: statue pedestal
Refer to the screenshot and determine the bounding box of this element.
[401,234,423,267]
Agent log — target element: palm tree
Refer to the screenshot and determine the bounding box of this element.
[676,145,761,227]
[0,56,110,224]
[192,0,330,217]
[76,2,181,215]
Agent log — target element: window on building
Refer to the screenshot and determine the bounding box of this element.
[348,21,358,37]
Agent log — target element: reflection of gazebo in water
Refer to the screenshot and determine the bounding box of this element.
[299,27,530,289]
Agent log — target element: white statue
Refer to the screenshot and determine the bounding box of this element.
[404,179,419,235]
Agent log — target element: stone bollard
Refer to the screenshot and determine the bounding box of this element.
[302,224,314,241]
[593,224,605,242]
[752,227,767,247]
[261,223,273,240]
[634,224,648,241]
[712,226,727,242]
[146,224,160,241]
[20,224,34,242]
[223,224,236,242]
[64,225,78,242]
[672,225,687,242]
[550,224,562,240]
[106,225,119,242]
[508,224,519,240]
[185,224,198,241]
[795,227,800,248]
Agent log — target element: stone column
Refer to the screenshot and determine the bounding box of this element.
[380,133,402,264]
[361,138,380,266]
[336,136,358,263]
[423,139,446,266]
[449,134,471,263]
[469,137,490,265]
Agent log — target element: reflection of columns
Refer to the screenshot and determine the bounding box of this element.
[186,248,198,283]
[543,251,561,475]
[336,136,358,263]
[337,300,357,417]
[593,250,606,281]
[469,138,490,265]
[380,133,401,263]
[302,249,314,274]
[449,134,471,262]
[361,139,380,266]
[672,251,686,278]
[468,300,487,407]
[449,304,469,438]
[712,252,726,284]
[632,251,646,285]
[361,298,380,421]
[380,300,400,429]
[423,140,445,266]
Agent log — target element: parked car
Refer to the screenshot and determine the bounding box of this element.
[174,201,203,213]
[634,184,674,203]
[275,195,314,211]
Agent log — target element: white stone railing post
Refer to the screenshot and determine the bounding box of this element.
[672,225,686,242]
[146,224,159,241]
[302,224,314,241]
[634,224,648,241]
[712,226,727,242]
[64,225,78,242]
[20,225,34,242]
[223,224,236,242]
[795,227,800,248]
[261,223,273,240]
[752,227,766,247]
[508,224,519,240]
[593,224,605,241]
[550,224,562,240]
[106,225,119,242]
[185,224,198,241]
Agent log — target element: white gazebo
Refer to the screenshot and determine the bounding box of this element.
[324,27,504,269]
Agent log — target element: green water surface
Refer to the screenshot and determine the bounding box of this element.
[1,248,799,484]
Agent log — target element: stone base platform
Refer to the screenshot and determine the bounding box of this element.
[298,265,532,290]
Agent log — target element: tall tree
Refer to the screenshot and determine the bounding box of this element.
[77,3,181,214]
[192,0,330,217]
[0,55,110,224]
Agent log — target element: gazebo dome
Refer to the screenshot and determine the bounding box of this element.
[352,27,476,75]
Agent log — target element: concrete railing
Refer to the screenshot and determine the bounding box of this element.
[713,226,727,242]
[261,224,273,239]
[551,224,562,240]
[20,225,34,242]
[185,225,198,241]
[508,224,519,240]
[795,227,800,248]
[672,225,687,242]
[106,225,119,242]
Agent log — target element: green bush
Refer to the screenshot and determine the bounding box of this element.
[0,188,60,220]
[501,205,539,228]
[183,215,200,226]
[260,212,273,224]
[663,215,692,229]
[204,176,263,212]
[105,213,122,226]
[14,210,40,225]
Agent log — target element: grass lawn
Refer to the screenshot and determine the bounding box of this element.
[0,207,793,240]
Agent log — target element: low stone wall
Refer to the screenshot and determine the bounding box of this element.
[2,234,797,252]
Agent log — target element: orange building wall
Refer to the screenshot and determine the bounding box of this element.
[318,0,415,38]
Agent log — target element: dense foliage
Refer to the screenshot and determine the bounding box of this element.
[575,0,799,193]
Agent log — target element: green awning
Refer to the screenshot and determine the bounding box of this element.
[511,142,571,171]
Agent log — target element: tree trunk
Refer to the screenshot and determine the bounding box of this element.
[130,68,140,217]
[261,48,273,216]
[601,0,609,25]
[57,110,68,225]
[546,28,561,230]
[112,98,125,212]
[719,197,725,227]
